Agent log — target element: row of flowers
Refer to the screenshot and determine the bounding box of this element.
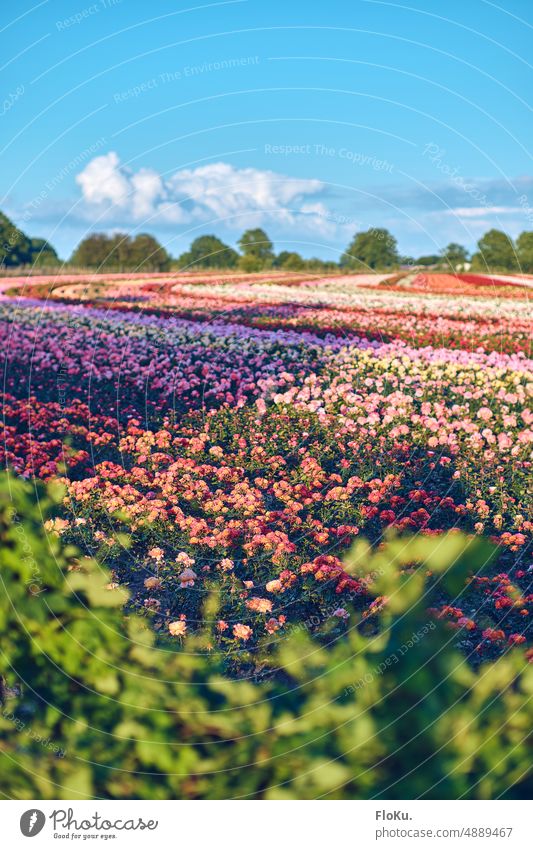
[33,272,530,354]
[0,301,340,421]
[1,282,531,668]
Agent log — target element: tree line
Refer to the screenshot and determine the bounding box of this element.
[2,209,533,273]
[0,212,58,269]
[340,228,533,273]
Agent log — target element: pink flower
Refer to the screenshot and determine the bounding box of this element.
[265,617,284,634]
[176,551,195,568]
[482,628,505,642]
[457,616,476,631]
[178,567,197,588]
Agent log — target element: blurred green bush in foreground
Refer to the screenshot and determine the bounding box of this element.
[0,474,531,799]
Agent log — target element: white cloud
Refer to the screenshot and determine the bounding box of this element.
[300,201,330,217]
[444,206,522,218]
[130,168,165,218]
[75,152,333,233]
[75,151,130,207]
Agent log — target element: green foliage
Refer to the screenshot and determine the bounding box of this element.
[127,233,171,271]
[0,212,59,268]
[341,228,400,270]
[237,253,262,272]
[176,234,239,269]
[70,232,170,271]
[416,254,441,267]
[28,238,60,268]
[440,242,469,270]
[70,232,110,269]
[470,229,518,273]
[238,228,274,267]
[516,230,533,273]
[304,256,339,272]
[274,250,305,270]
[0,474,530,800]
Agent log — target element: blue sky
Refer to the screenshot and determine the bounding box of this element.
[2,0,533,260]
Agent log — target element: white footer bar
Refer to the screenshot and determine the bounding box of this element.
[3,800,529,848]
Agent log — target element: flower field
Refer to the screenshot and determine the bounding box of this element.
[1,272,531,673]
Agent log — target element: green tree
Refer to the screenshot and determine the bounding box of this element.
[70,232,169,271]
[70,233,117,269]
[416,254,441,267]
[176,234,238,269]
[0,212,60,268]
[107,233,132,272]
[470,229,517,272]
[440,242,469,269]
[341,228,399,270]
[516,231,533,273]
[0,212,31,267]
[274,250,304,270]
[238,228,274,267]
[28,238,60,268]
[237,253,264,272]
[304,257,338,273]
[126,233,170,271]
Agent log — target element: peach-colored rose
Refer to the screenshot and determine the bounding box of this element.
[176,552,195,568]
[144,576,162,591]
[168,620,187,637]
[178,567,197,588]
[233,623,253,641]
[246,597,273,614]
[265,617,283,634]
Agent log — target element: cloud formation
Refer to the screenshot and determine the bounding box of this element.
[442,206,522,218]
[368,175,533,216]
[75,152,334,233]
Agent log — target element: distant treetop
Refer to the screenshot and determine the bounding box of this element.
[0,212,59,268]
[70,232,170,272]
